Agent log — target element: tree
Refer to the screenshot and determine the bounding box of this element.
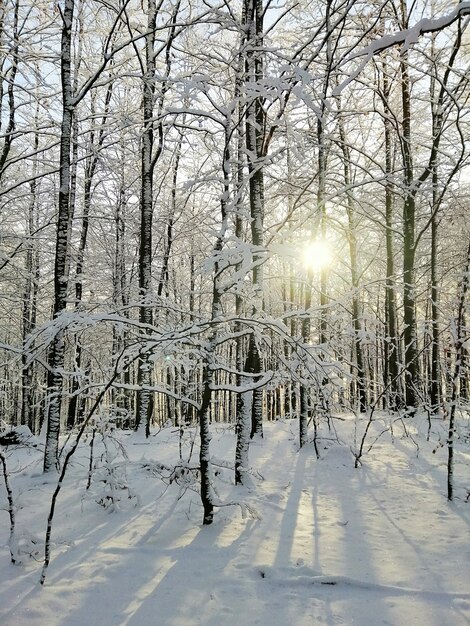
[244,0,265,439]
[134,0,181,436]
[446,239,470,500]
[43,0,147,469]
[0,0,467,485]
[43,0,76,472]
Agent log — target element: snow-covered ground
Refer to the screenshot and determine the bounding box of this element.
[1,414,470,626]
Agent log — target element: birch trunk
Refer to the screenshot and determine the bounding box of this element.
[135,0,158,435]
[234,18,252,481]
[44,0,75,472]
[244,0,264,439]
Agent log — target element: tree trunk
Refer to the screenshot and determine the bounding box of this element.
[382,63,402,411]
[0,0,19,181]
[67,83,113,430]
[429,34,441,414]
[135,0,158,436]
[299,269,312,447]
[21,102,40,431]
[199,364,214,524]
[134,0,180,435]
[399,10,420,410]
[336,106,367,412]
[43,0,75,472]
[447,240,470,500]
[234,31,252,481]
[244,0,265,439]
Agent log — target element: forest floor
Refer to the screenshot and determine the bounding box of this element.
[1,412,470,626]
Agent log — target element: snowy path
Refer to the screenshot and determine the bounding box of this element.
[1,418,470,625]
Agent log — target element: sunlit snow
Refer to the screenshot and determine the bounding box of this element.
[1,415,469,625]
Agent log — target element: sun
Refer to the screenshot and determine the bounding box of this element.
[302,240,332,271]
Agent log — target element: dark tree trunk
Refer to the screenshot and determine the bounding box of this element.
[382,65,402,411]
[0,0,19,181]
[429,168,441,412]
[337,108,367,412]
[135,0,180,435]
[299,270,312,447]
[399,11,420,411]
[44,0,75,472]
[234,32,252,482]
[135,0,158,436]
[244,0,265,439]
[21,105,40,431]
[447,241,470,500]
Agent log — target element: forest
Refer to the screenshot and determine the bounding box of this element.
[1,1,470,624]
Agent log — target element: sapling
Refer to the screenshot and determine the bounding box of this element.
[86,428,96,491]
[40,347,135,585]
[352,330,446,467]
[446,240,470,501]
[0,448,21,565]
[85,414,136,512]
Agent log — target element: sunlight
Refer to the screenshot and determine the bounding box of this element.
[302,240,332,272]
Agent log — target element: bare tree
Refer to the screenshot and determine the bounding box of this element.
[134,0,181,436]
[447,239,470,501]
[43,0,76,471]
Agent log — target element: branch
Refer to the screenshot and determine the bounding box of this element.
[334,3,470,95]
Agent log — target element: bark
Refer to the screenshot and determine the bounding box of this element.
[0,449,20,564]
[113,140,133,420]
[197,227,225,522]
[157,131,183,298]
[288,268,297,417]
[44,0,75,472]
[317,0,332,349]
[234,31,252,482]
[0,0,19,181]
[317,114,328,347]
[398,0,463,410]
[459,314,469,402]
[382,63,402,411]
[196,58,231,517]
[21,104,40,431]
[429,150,440,413]
[336,107,367,412]
[299,270,312,447]
[283,131,297,420]
[135,0,180,435]
[0,1,5,131]
[199,364,214,524]
[244,0,265,439]
[235,380,252,485]
[135,0,158,435]
[245,333,263,440]
[447,240,470,501]
[372,54,404,411]
[429,31,440,414]
[399,9,420,410]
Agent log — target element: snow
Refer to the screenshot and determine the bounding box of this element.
[1,414,470,626]
[334,2,470,96]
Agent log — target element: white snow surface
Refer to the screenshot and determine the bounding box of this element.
[1,415,470,626]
